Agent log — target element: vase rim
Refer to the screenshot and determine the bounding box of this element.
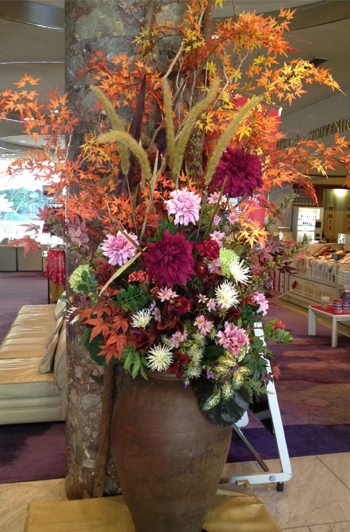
[146,370,184,381]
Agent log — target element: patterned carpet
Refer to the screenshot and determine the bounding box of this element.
[227,304,350,462]
[0,279,349,481]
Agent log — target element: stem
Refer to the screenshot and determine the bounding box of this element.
[204,175,227,239]
[126,174,139,238]
[163,43,184,79]
[140,151,159,242]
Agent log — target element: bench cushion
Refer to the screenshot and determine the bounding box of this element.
[17,305,56,318]
[40,315,64,373]
[54,323,66,390]
[0,358,60,400]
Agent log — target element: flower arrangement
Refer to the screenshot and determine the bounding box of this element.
[1,1,350,427]
[69,174,294,425]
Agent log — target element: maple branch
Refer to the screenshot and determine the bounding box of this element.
[163,43,184,80]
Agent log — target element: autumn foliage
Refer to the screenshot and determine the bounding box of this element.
[0,1,349,377]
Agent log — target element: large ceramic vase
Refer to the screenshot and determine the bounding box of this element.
[111,372,232,532]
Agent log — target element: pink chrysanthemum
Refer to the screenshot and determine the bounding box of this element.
[210,231,225,247]
[166,188,201,226]
[207,298,216,312]
[101,231,138,266]
[208,259,221,274]
[170,331,187,348]
[217,322,249,357]
[213,215,221,226]
[251,292,269,316]
[228,211,239,224]
[158,287,178,302]
[207,192,227,205]
[194,315,214,336]
[143,230,195,288]
[152,307,162,322]
[212,148,262,198]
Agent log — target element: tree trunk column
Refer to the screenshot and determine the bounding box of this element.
[64,0,187,500]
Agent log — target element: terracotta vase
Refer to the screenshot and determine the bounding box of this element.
[111,372,232,532]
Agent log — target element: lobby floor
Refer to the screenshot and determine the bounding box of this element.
[0,293,349,531]
[1,452,350,532]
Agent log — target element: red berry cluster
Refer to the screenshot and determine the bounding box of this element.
[128,270,147,283]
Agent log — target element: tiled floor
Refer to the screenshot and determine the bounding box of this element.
[2,452,350,532]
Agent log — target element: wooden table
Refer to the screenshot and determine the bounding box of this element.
[308,305,350,347]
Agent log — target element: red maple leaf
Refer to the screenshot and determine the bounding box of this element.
[7,237,40,256]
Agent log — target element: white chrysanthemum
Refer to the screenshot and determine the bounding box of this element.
[192,332,206,346]
[188,345,204,364]
[131,309,152,329]
[186,365,202,379]
[147,345,174,372]
[228,260,251,285]
[215,280,239,309]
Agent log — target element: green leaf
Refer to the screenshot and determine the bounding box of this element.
[139,364,149,381]
[82,328,110,366]
[147,217,176,242]
[115,284,149,312]
[203,345,225,363]
[131,356,141,378]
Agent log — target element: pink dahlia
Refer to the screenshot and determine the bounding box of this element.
[102,231,138,266]
[217,322,249,357]
[143,230,195,288]
[212,148,262,198]
[166,187,201,226]
[251,292,269,316]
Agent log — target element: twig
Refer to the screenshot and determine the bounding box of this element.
[163,43,184,80]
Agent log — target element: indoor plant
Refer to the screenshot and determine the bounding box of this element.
[1,1,350,529]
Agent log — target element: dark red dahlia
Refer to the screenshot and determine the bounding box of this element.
[195,239,220,260]
[212,147,262,198]
[143,230,195,288]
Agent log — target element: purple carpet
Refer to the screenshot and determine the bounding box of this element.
[0,422,66,483]
[227,424,350,463]
[227,304,350,463]
[266,305,350,385]
[0,272,48,343]
[0,283,349,483]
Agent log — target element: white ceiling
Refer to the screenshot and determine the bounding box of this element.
[0,0,349,159]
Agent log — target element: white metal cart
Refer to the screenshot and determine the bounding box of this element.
[220,325,292,491]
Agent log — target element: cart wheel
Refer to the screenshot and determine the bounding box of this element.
[276,482,284,492]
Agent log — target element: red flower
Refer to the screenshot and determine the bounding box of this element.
[143,230,195,288]
[195,239,220,260]
[212,147,262,198]
[166,351,190,378]
[273,320,285,332]
[195,261,209,278]
[168,295,191,315]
